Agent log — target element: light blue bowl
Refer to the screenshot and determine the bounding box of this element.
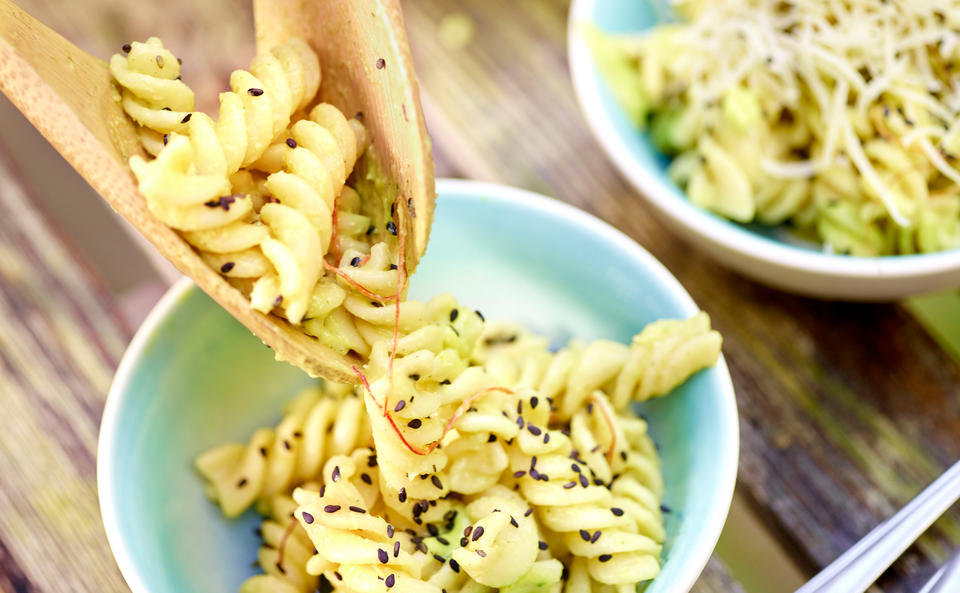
[99,179,738,593]
[568,0,960,299]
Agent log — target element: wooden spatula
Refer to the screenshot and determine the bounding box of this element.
[0,0,435,383]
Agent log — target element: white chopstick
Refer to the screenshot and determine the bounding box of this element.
[794,459,960,593]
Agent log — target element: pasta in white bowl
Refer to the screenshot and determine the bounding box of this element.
[569,0,960,299]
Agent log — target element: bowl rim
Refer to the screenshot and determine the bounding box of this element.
[98,177,739,593]
[567,0,960,281]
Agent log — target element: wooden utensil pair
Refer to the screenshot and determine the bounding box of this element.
[0,0,434,382]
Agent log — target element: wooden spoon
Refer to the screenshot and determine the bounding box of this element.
[0,0,435,383]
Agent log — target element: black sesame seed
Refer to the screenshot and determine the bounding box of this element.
[529,469,541,480]
[572,464,581,473]
[394,400,406,412]
[517,401,523,414]
[591,531,601,543]
[407,419,422,429]
[437,536,449,545]
[611,507,625,517]
[530,396,539,409]
[371,301,384,308]
[563,481,576,489]
[475,310,485,321]
[283,439,291,450]
[349,506,366,514]
[302,511,314,524]
[399,488,407,502]
[378,548,389,563]
[276,562,285,574]
[449,309,459,322]
[472,526,484,541]
[525,508,533,517]
[324,505,340,513]
[476,549,487,557]
[579,529,591,542]
[334,571,342,581]
[332,466,341,482]
[488,434,497,443]
[427,523,439,536]
[319,485,325,497]
[248,88,264,96]
[449,559,460,573]
[386,221,397,235]
[366,225,376,235]
[361,473,372,485]
[544,433,550,443]
[387,524,395,538]
[510,516,519,528]
[599,554,612,562]
[660,504,672,513]
[530,456,538,468]
[259,447,267,457]
[433,554,445,563]
[460,537,469,547]
[579,475,589,488]
[376,58,386,69]
[350,257,361,267]
[368,454,378,467]
[517,417,525,429]
[528,424,542,436]
[286,138,297,148]
[538,540,548,550]
[155,55,164,68]
[389,264,398,270]
[431,475,443,489]
[394,540,401,557]
[122,43,131,53]
[441,379,451,385]
[237,478,248,488]
[411,536,422,543]
[180,113,191,124]
[408,374,420,381]
[514,470,527,479]
[385,574,396,588]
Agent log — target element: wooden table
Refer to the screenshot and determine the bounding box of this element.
[1,1,958,592]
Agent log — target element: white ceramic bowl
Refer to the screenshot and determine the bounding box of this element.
[568,0,960,300]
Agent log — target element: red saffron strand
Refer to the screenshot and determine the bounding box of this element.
[275,519,299,572]
[588,392,618,462]
[329,193,342,261]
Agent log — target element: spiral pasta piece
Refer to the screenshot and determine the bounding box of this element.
[476,313,721,420]
[112,37,319,172]
[506,391,664,589]
[195,384,369,517]
[294,451,442,593]
[360,295,487,498]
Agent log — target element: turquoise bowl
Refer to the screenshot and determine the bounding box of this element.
[568,0,960,299]
[99,179,738,593]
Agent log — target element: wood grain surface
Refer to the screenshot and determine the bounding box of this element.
[0,1,958,593]
[0,136,130,592]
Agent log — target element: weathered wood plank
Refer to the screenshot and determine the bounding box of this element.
[400,1,960,592]
[0,140,130,592]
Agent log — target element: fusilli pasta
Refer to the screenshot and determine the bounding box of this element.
[591,0,960,255]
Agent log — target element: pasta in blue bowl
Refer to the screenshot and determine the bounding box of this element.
[569,0,960,299]
[99,180,738,593]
